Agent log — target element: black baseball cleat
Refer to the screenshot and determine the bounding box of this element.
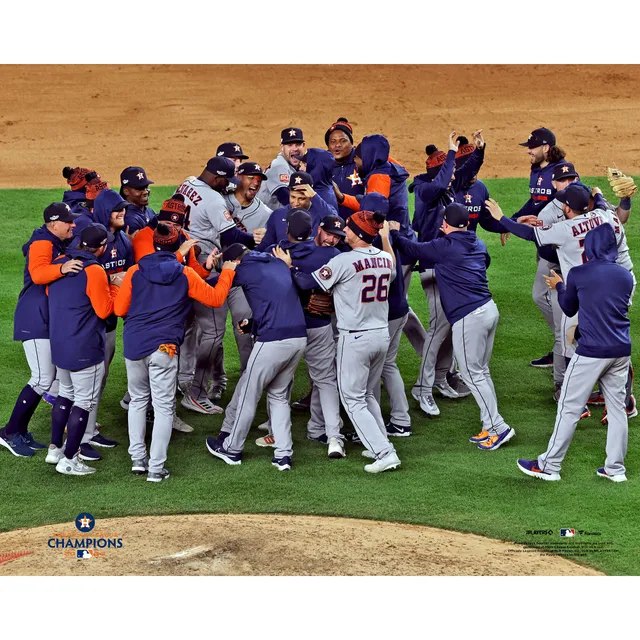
[530,352,553,368]
[386,422,412,437]
[291,390,312,412]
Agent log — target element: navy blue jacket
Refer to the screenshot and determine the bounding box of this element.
[331,148,365,221]
[124,202,157,233]
[512,161,561,219]
[273,239,340,329]
[255,197,337,252]
[557,224,633,359]
[305,148,340,212]
[454,179,506,235]
[232,251,307,342]
[62,190,89,215]
[13,226,68,341]
[391,230,492,325]
[371,235,408,321]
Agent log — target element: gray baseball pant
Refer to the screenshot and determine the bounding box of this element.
[375,314,411,427]
[191,286,253,400]
[222,337,307,459]
[126,349,178,474]
[337,328,396,459]
[413,269,454,397]
[538,354,630,476]
[82,329,117,444]
[22,338,56,395]
[452,300,509,436]
[400,263,427,356]
[304,324,342,440]
[178,307,198,387]
[57,363,105,413]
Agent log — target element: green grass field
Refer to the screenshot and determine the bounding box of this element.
[0,178,637,575]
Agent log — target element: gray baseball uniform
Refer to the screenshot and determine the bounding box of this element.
[224,193,273,232]
[22,339,56,395]
[57,363,105,414]
[258,153,295,211]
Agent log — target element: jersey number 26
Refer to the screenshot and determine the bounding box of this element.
[361,273,390,303]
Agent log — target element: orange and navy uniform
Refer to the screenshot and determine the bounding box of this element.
[13,226,68,342]
[115,251,235,361]
[132,225,211,279]
[47,250,119,371]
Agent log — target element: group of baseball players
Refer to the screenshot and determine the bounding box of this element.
[0,120,635,483]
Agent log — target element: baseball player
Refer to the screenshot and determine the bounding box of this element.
[224,162,272,233]
[205,243,307,472]
[0,203,83,458]
[62,166,100,214]
[390,203,516,451]
[325,118,365,221]
[120,166,157,233]
[283,210,401,473]
[115,223,237,482]
[215,142,249,171]
[258,127,306,211]
[517,223,633,482]
[44,224,122,476]
[294,148,340,211]
[175,156,258,415]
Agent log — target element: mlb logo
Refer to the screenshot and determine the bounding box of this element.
[560,529,575,537]
[77,550,94,559]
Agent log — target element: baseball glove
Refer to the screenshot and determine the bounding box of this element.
[306,291,335,317]
[607,167,637,198]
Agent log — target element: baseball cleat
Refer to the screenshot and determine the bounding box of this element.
[42,392,57,406]
[55,455,97,476]
[516,459,561,481]
[580,406,591,420]
[469,430,490,443]
[447,373,472,398]
[627,395,638,419]
[45,444,65,465]
[0,430,36,457]
[343,431,361,444]
[433,381,459,399]
[386,422,412,437]
[78,443,101,462]
[257,420,271,432]
[181,394,223,415]
[131,457,149,474]
[418,394,440,417]
[147,468,171,483]
[361,449,376,459]
[272,455,292,471]
[256,434,276,448]
[596,467,627,483]
[177,380,191,396]
[477,427,515,451]
[172,415,194,433]
[530,352,553,368]
[23,431,47,450]
[328,437,346,458]
[291,390,312,411]
[207,385,225,403]
[364,452,401,474]
[120,397,130,411]
[205,437,242,465]
[588,391,605,406]
[89,433,117,448]
[307,433,328,444]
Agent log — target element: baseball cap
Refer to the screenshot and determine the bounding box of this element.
[288,171,313,189]
[237,162,267,180]
[205,156,240,184]
[287,208,313,241]
[281,127,305,144]
[216,142,249,160]
[555,183,590,213]
[519,127,556,148]
[43,202,80,223]
[443,202,470,228]
[222,243,249,262]
[360,192,390,216]
[80,223,109,249]
[319,214,346,238]
[552,161,579,181]
[120,166,154,189]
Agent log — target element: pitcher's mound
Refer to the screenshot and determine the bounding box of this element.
[0,514,601,576]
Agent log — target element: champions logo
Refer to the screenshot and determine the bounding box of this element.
[47,513,124,559]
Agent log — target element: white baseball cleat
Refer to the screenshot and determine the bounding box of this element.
[364,452,401,474]
[45,445,65,465]
[419,394,440,416]
[596,468,627,483]
[361,449,376,459]
[433,380,460,399]
[172,415,194,433]
[255,434,276,448]
[328,437,346,459]
[257,420,271,432]
[55,454,97,476]
[181,395,223,415]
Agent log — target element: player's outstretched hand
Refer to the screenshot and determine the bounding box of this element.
[178,238,198,258]
[221,260,238,271]
[517,215,541,227]
[124,226,139,242]
[332,181,345,204]
[61,259,83,275]
[472,129,485,149]
[379,220,390,240]
[543,269,563,290]
[294,184,316,199]
[110,271,126,286]
[237,318,253,335]
[500,233,510,246]
[387,220,401,232]
[448,130,459,152]
[485,198,504,221]
[253,227,266,244]
[205,248,221,271]
[272,246,293,267]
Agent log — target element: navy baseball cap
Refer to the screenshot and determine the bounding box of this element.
[216,142,248,160]
[443,202,470,228]
[360,192,389,216]
[237,162,267,180]
[43,202,80,223]
[519,127,556,148]
[319,214,346,238]
[286,208,313,241]
[281,127,305,144]
[205,156,240,184]
[552,161,579,181]
[80,223,110,249]
[556,183,590,213]
[289,171,313,189]
[222,243,249,262]
[120,166,154,189]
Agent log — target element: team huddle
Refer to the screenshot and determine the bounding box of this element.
[0,120,636,483]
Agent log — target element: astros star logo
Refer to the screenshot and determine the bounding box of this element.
[234,145,241,152]
[319,266,332,280]
[79,515,93,529]
[562,166,569,173]
[347,170,362,187]
[464,193,473,203]
[137,172,144,180]
[288,129,297,137]
[294,176,303,184]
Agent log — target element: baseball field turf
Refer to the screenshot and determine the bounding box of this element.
[0,178,637,576]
